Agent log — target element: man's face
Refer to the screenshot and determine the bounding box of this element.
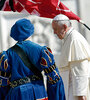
[52,21,66,40]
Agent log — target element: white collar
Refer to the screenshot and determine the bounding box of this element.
[63,27,74,43]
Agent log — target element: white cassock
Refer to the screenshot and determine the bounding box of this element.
[58,27,90,100]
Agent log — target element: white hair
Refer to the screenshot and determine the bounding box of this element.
[53,14,71,27]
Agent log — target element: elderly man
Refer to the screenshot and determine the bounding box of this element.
[52,14,90,100]
[0,18,65,100]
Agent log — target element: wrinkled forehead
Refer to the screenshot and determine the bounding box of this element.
[52,20,60,28]
[52,20,58,26]
[52,21,60,30]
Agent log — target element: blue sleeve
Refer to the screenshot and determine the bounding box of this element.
[0,51,11,98]
[40,46,66,100]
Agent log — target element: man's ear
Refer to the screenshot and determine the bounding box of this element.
[63,24,67,31]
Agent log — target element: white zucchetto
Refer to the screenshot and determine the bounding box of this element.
[53,14,69,21]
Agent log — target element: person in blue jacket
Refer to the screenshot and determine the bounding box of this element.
[0,18,66,100]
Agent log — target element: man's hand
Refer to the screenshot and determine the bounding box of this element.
[78,96,87,100]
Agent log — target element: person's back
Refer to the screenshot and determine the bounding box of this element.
[5,40,48,100]
[7,40,43,82]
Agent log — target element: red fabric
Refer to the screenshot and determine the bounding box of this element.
[1,0,80,21]
[3,1,11,11]
[15,2,24,12]
[40,57,47,66]
[40,98,48,100]
[58,2,80,21]
[43,98,48,100]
